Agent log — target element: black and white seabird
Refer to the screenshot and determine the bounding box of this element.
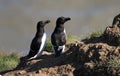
[51,16,71,57]
[27,20,50,60]
[112,13,120,27]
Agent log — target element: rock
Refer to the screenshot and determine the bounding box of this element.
[16,70,26,75]
[35,70,41,74]
[103,25,120,46]
[84,62,94,69]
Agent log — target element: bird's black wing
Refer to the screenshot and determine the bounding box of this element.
[27,37,41,57]
[30,37,41,51]
[60,32,66,45]
[51,32,66,46]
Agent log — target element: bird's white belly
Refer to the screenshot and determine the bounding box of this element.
[37,33,47,56]
[64,29,67,39]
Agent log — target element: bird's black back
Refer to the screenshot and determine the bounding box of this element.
[30,36,42,52]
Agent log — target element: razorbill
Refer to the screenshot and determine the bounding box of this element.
[27,20,50,60]
[112,14,120,27]
[51,16,71,57]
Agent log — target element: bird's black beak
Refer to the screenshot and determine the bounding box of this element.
[45,20,50,24]
[65,17,71,21]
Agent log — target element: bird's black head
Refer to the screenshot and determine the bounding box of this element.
[37,20,50,29]
[56,16,71,24]
[112,14,120,26]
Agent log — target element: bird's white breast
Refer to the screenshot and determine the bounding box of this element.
[38,33,47,55]
[64,29,67,39]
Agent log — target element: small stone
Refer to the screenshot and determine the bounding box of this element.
[36,70,41,74]
[99,51,105,56]
[17,70,26,75]
[84,62,94,69]
[88,52,93,58]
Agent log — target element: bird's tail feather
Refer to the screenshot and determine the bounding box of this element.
[27,49,37,59]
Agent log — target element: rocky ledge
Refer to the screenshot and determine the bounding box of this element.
[2,14,120,76]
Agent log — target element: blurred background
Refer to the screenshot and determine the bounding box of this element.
[0,0,120,55]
